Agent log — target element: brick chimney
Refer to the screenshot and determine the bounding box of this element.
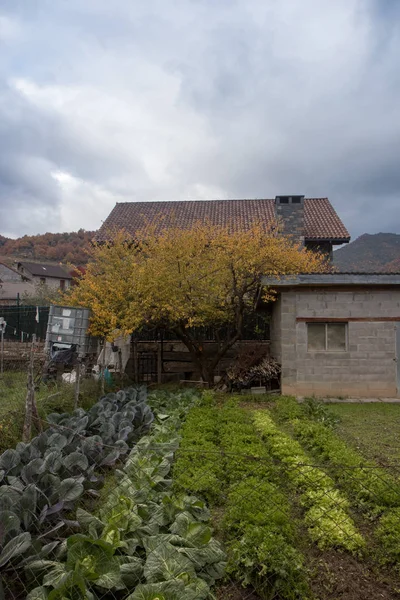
[275,195,305,244]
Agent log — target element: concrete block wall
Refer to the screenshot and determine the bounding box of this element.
[278,288,400,398]
[269,296,282,362]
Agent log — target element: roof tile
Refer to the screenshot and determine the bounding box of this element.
[97,198,350,242]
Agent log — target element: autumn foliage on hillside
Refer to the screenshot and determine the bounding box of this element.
[334,233,400,272]
[0,230,94,264]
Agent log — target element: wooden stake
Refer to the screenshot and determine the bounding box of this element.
[74,361,81,409]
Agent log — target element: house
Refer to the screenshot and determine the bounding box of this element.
[98,196,353,383]
[265,273,400,398]
[0,263,34,305]
[97,196,350,259]
[16,262,73,291]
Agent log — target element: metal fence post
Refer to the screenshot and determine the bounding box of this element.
[0,318,5,376]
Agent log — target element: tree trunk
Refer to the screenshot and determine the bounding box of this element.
[199,363,215,388]
[172,321,243,389]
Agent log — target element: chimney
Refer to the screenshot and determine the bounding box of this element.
[275,195,305,244]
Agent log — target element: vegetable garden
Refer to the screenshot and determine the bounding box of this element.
[1,388,400,599]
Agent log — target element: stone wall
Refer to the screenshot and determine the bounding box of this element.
[275,200,305,244]
[277,287,400,397]
[0,264,21,282]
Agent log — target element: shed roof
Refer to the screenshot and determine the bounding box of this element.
[261,273,400,287]
[97,198,350,243]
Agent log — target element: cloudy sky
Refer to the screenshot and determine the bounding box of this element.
[0,0,399,240]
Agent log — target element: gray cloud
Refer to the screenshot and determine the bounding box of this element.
[0,0,400,238]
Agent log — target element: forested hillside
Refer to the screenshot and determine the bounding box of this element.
[0,230,94,265]
[334,233,400,272]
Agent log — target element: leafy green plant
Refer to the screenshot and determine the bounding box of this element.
[0,386,155,597]
[220,408,309,599]
[289,417,400,564]
[174,402,310,599]
[26,389,226,599]
[173,407,224,504]
[273,396,339,428]
[301,398,340,428]
[291,418,400,509]
[253,411,364,553]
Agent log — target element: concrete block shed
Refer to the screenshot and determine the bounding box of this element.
[262,274,400,398]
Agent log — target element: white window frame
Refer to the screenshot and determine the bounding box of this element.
[307,322,348,352]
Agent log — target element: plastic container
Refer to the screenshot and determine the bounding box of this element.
[45,305,98,357]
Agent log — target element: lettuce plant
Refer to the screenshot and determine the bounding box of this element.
[253,411,364,553]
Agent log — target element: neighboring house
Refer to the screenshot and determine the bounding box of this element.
[265,273,400,398]
[16,262,72,291]
[97,196,351,259]
[0,263,34,305]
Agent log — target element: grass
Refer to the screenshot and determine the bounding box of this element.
[327,403,400,464]
[0,369,104,452]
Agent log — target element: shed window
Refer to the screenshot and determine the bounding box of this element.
[307,323,347,351]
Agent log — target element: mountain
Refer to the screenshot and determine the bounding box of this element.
[334,233,400,272]
[0,230,94,265]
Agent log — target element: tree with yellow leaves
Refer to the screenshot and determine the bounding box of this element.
[67,222,329,385]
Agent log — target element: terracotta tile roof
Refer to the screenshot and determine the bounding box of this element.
[97,198,350,243]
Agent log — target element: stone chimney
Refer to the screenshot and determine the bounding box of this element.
[274,195,305,244]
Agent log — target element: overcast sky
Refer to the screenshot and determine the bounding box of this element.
[0,0,399,240]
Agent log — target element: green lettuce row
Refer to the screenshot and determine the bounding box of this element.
[285,414,400,564]
[173,406,225,504]
[290,418,400,509]
[219,407,309,599]
[25,389,227,600]
[174,403,309,599]
[253,411,364,553]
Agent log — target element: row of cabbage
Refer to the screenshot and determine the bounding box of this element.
[0,387,154,595]
[26,389,226,599]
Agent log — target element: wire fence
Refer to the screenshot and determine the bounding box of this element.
[1,376,400,599]
[0,305,49,342]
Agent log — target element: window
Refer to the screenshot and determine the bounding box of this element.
[59,279,66,291]
[307,322,347,352]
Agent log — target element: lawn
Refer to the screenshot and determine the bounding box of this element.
[327,402,400,464]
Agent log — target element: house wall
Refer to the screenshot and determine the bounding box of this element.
[277,287,400,398]
[269,296,282,362]
[31,275,71,290]
[0,264,22,283]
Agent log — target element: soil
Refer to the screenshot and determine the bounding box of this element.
[238,401,274,410]
[216,582,262,600]
[309,550,400,600]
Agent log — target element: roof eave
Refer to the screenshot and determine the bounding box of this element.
[305,237,350,245]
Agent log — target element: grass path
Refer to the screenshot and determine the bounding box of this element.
[328,403,400,465]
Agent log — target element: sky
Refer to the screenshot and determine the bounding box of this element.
[0,0,400,240]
